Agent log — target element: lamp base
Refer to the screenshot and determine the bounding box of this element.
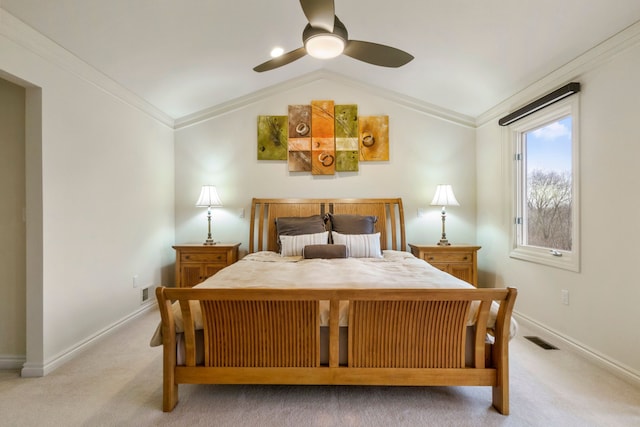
[203,239,216,246]
[437,209,452,246]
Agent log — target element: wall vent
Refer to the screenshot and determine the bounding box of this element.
[141,287,149,304]
[525,336,558,350]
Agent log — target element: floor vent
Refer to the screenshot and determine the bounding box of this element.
[525,336,559,350]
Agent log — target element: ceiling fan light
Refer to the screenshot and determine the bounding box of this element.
[305,34,345,59]
[270,47,284,58]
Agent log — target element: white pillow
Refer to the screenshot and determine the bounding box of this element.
[279,231,329,257]
[331,231,382,258]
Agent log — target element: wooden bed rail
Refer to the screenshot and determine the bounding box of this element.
[156,286,517,414]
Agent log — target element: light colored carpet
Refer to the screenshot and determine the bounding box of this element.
[1,308,638,427]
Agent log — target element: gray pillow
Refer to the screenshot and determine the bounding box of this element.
[275,215,327,252]
[326,213,377,234]
[302,244,348,259]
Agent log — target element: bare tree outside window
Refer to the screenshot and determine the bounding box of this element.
[526,169,572,250]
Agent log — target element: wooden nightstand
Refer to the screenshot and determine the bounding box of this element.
[408,244,481,287]
[172,243,240,288]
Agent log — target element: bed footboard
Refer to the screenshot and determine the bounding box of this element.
[156,287,517,414]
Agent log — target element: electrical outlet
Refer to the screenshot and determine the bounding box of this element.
[561,289,570,305]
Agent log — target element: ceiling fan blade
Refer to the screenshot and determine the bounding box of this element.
[343,40,414,68]
[253,47,307,72]
[300,0,335,32]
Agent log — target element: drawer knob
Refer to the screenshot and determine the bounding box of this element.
[428,257,434,261]
[463,256,468,260]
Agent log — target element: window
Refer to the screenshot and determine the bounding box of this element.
[509,96,580,271]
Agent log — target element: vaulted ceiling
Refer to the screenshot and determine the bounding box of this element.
[4,1,640,121]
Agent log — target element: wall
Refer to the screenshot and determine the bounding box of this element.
[1,10,175,374]
[174,75,478,255]
[0,78,26,365]
[476,36,640,380]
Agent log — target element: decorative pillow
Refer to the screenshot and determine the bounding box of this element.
[326,213,377,234]
[302,244,348,259]
[280,231,329,257]
[331,231,382,258]
[275,215,327,252]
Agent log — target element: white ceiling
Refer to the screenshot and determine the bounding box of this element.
[4,1,640,120]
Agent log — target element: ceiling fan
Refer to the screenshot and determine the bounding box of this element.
[253,0,414,72]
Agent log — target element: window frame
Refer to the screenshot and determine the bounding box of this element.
[508,95,580,272]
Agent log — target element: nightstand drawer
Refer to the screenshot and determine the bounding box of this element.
[422,252,471,263]
[181,252,227,263]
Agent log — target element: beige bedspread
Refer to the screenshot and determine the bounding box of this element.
[150,250,517,346]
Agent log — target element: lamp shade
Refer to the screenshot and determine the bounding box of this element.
[195,185,223,207]
[430,185,460,207]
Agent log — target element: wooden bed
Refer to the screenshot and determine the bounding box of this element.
[155,198,517,414]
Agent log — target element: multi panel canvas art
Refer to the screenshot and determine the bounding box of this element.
[257,100,389,175]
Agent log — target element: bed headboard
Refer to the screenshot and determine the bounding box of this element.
[249,198,406,253]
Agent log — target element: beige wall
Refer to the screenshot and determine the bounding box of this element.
[174,76,478,253]
[1,10,176,375]
[476,40,640,380]
[0,77,26,362]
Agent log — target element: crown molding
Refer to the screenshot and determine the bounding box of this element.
[476,19,640,127]
[182,17,640,130]
[9,3,636,132]
[1,9,175,128]
[174,69,476,130]
[2,7,473,131]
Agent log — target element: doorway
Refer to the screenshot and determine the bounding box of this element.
[0,72,43,376]
[0,77,26,368]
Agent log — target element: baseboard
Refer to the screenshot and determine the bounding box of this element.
[21,301,156,377]
[0,355,26,370]
[513,311,640,388]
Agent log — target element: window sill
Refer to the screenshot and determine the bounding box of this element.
[510,246,579,272]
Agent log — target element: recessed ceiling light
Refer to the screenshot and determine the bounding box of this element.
[270,47,284,58]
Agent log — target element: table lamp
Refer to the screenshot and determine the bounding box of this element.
[195,185,223,245]
[430,184,459,246]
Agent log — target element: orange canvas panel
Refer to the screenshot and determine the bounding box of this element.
[311,100,335,138]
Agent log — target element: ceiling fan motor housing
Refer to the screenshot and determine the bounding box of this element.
[303,17,348,58]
